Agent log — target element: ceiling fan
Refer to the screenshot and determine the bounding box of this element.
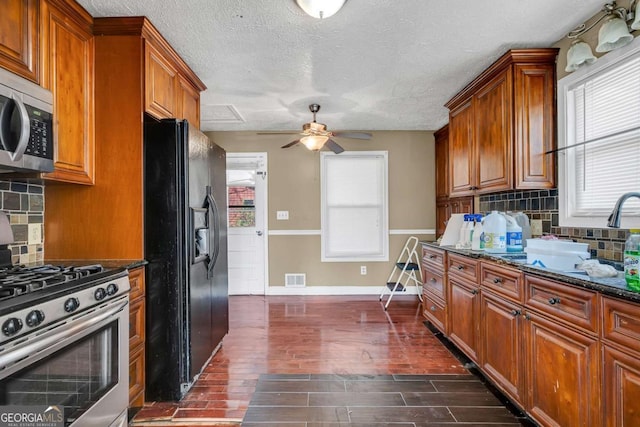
[260,104,372,154]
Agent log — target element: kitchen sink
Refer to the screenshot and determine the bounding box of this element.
[495,253,528,263]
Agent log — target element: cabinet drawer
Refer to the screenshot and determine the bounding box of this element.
[480,262,524,303]
[525,275,598,334]
[423,269,446,300]
[423,292,447,333]
[447,253,479,282]
[422,245,446,270]
[602,296,640,354]
[128,267,145,301]
[129,297,145,350]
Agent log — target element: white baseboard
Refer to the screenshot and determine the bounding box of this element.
[266,285,420,296]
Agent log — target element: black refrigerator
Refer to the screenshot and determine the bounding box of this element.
[143,116,229,401]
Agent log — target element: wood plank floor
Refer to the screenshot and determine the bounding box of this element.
[131,295,531,426]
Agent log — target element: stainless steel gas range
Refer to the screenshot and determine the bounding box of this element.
[0,264,130,427]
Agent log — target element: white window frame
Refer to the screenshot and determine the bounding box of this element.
[320,151,389,262]
[558,35,640,228]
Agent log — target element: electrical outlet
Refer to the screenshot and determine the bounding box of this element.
[276,210,289,220]
[360,266,367,275]
[531,219,543,236]
[28,224,42,245]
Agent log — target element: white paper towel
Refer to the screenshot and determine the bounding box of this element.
[440,213,466,246]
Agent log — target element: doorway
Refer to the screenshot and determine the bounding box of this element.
[226,153,268,295]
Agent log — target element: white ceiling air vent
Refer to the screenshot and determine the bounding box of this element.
[200,104,245,124]
[285,273,306,288]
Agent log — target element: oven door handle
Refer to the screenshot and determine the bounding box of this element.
[0,300,127,370]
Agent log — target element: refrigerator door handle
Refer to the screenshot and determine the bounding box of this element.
[206,189,220,279]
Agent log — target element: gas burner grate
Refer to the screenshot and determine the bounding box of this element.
[0,264,104,302]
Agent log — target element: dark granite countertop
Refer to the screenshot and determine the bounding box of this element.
[44,259,148,272]
[421,241,640,303]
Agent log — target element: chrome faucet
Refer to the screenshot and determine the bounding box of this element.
[607,192,640,228]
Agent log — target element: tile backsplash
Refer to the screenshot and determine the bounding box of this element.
[0,180,44,265]
[479,189,627,262]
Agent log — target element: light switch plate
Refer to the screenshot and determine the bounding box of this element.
[277,210,289,220]
[28,224,42,245]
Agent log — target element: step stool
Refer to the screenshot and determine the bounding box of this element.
[379,236,423,310]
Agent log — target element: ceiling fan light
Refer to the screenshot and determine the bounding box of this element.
[565,39,597,72]
[301,135,328,151]
[596,15,634,52]
[295,0,347,19]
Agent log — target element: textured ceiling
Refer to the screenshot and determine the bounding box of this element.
[77,0,604,132]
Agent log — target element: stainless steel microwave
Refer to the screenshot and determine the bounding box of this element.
[0,67,53,173]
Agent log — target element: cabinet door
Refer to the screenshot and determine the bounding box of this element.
[525,311,600,427]
[473,68,512,194]
[448,100,475,196]
[480,292,524,406]
[603,345,640,427]
[0,0,38,82]
[451,196,474,215]
[145,41,178,119]
[448,277,480,362]
[434,125,449,199]
[435,199,450,239]
[178,75,200,128]
[41,1,95,184]
[514,63,555,189]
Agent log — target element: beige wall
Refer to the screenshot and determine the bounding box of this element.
[207,131,435,288]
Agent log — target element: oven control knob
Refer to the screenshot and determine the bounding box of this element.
[26,310,45,327]
[2,318,23,336]
[106,283,118,296]
[64,297,80,313]
[94,288,106,301]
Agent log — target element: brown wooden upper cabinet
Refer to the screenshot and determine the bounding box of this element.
[40,0,95,184]
[142,29,204,127]
[0,0,39,83]
[434,125,449,199]
[445,49,558,197]
[145,41,178,120]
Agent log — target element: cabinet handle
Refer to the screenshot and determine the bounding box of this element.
[430,305,437,312]
[524,313,531,320]
[493,277,503,284]
[457,265,465,270]
[471,289,479,295]
[429,255,437,259]
[511,309,521,316]
[430,278,437,283]
[548,297,561,305]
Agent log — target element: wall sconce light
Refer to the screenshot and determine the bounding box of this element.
[295,0,347,19]
[566,1,640,72]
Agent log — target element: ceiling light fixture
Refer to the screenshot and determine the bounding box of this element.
[300,135,329,151]
[295,0,347,19]
[566,1,639,72]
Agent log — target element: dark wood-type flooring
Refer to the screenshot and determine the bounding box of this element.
[131,295,532,426]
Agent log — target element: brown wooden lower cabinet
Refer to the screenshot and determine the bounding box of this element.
[421,248,640,426]
[448,277,480,362]
[128,267,145,408]
[129,343,145,408]
[603,344,640,427]
[480,291,524,406]
[524,310,600,427]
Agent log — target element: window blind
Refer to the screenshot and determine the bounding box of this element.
[321,152,389,262]
[565,52,640,218]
